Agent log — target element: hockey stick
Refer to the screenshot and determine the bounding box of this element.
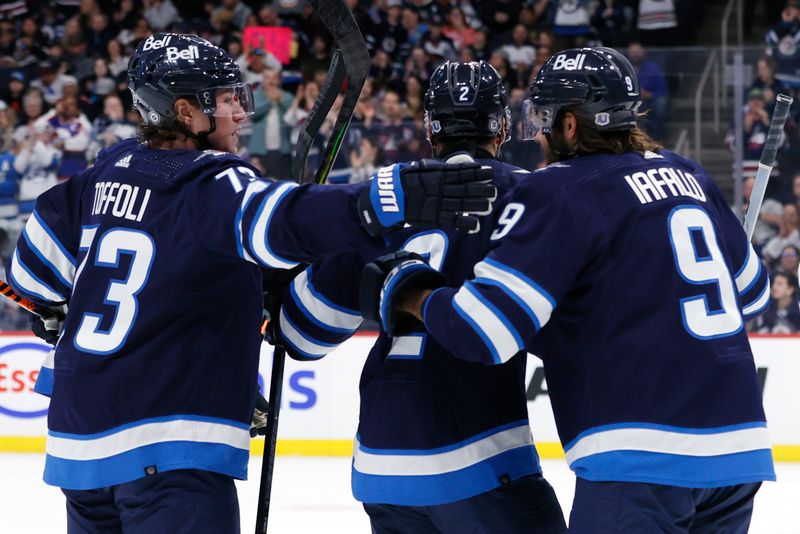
[742,93,793,241]
[255,2,370,533]
[294,0,371,185]
[0,280,61,321]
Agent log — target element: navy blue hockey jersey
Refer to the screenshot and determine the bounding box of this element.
[421,150,775,488]
[278,159,543,506]
[8,138,387,490]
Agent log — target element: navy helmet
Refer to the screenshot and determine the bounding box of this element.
[128,33,254,127]
[424,60,511,144]
[523,47,641,139]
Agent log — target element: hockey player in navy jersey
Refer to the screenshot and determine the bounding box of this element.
[361,47,775,533]
[276,60,566,534]
[6,34,497,533]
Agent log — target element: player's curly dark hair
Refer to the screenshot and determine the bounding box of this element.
[565,106,663,156]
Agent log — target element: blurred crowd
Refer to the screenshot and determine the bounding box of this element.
[723,0,800,333]
[2,0,782,332]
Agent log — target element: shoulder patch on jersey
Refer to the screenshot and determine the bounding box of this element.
[193,150,228,162]
[513,169,531,174]
[643,150,663,159]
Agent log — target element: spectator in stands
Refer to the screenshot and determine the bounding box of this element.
[31,61,77,107]
[83,58,117,104]
[489,50,518,92]
[403,74,426,120]
[752,272,800,333]
[86,12,115,53]
[776,244,800,276]
[404,46,434,82]
[242,48,283,87]
[762,203,800,263]
[730,89,778,175]
[766,0,800,88]
[349,136,381,184]
[401,7,429,47]
[444,7,477,51]
[14,89,47,141]
[637,0,679,47]
[88,94,137,162]
[375,0,409,68]
[467,29,491,62]
[477,0,520,39]
[792,172,800,208]
[375,89,416,162]
[0,130,21,221]
[750,55,790,113]
[502,23,537,69]
[106,39,131,79]
[213,0,252,31]
[301,35,333,83]
[0,72,27,123]
[591,0,630,47]
[144,0,181,32]
[371,48,401,93]
[743,176,785,251]
[0,102,14,154]
[552,0,593,51]
[248,68,294,180]
[284,81,319,146]
[36,95,91,181]
[12,124,60,221]
[421,23,458,63]
[627,40,668,140]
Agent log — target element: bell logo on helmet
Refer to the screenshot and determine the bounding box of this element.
[166,45,199,62]
[551,53,587,71]
[141,34,172,51]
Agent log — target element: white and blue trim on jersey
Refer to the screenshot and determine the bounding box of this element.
[235,180,268,263]
[289,267,362,335]
[452,282,524,364]
[742,280,771,319]
[44,415,251,490]
[352,420,541,506]
[22,212,77,289]
[734,245,761,295]
[278,307,341,360]
[473,257,555,331]
[34,348,55,397]
[563,421,776,487]
[247,182,301,269]
[9,249,65,304]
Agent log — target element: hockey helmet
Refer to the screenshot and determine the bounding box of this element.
[128,33,255,127]
[424,60,511,143]
[523,47,641,139]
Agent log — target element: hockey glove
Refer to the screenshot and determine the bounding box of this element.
[29,310,64,346]
[357,161,496,237]
[360,250,445,337]
[250,392,270,437]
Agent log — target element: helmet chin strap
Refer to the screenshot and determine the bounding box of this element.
[544,127,575,162]
[174,114,217,151]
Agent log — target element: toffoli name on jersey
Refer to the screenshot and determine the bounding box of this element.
[91,182,152,221]
[624,166,707,205]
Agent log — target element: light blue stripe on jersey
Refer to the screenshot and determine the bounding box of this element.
[452,282,523,364]
[45,440,249,490]
[25,211,77,286]
[279,307,340,359]
[9,249,65,303]
[352,420,541,505]
[289,267,362,334]
[734,244,762,295]
[564,421,775,487]
[248,182,300,269]
[34,348,55,397]
[742,279,770,318]
[235,180,267,263]
[473,257,556,331]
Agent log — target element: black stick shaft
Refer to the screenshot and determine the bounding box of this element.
[255,345,286,534]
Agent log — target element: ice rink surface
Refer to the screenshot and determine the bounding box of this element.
[1,454,798,533]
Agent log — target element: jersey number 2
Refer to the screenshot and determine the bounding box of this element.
[74,229,156,354]
[667,206,742,339]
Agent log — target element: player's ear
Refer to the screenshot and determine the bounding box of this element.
[174,98,196,129]
[562,112,578,142]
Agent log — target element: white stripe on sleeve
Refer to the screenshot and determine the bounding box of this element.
[248,182,300,269]
[452,283,521,364]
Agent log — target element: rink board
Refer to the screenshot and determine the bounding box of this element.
[1,333,798,461]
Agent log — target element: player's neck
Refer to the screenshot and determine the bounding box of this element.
[152,136,200,151]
